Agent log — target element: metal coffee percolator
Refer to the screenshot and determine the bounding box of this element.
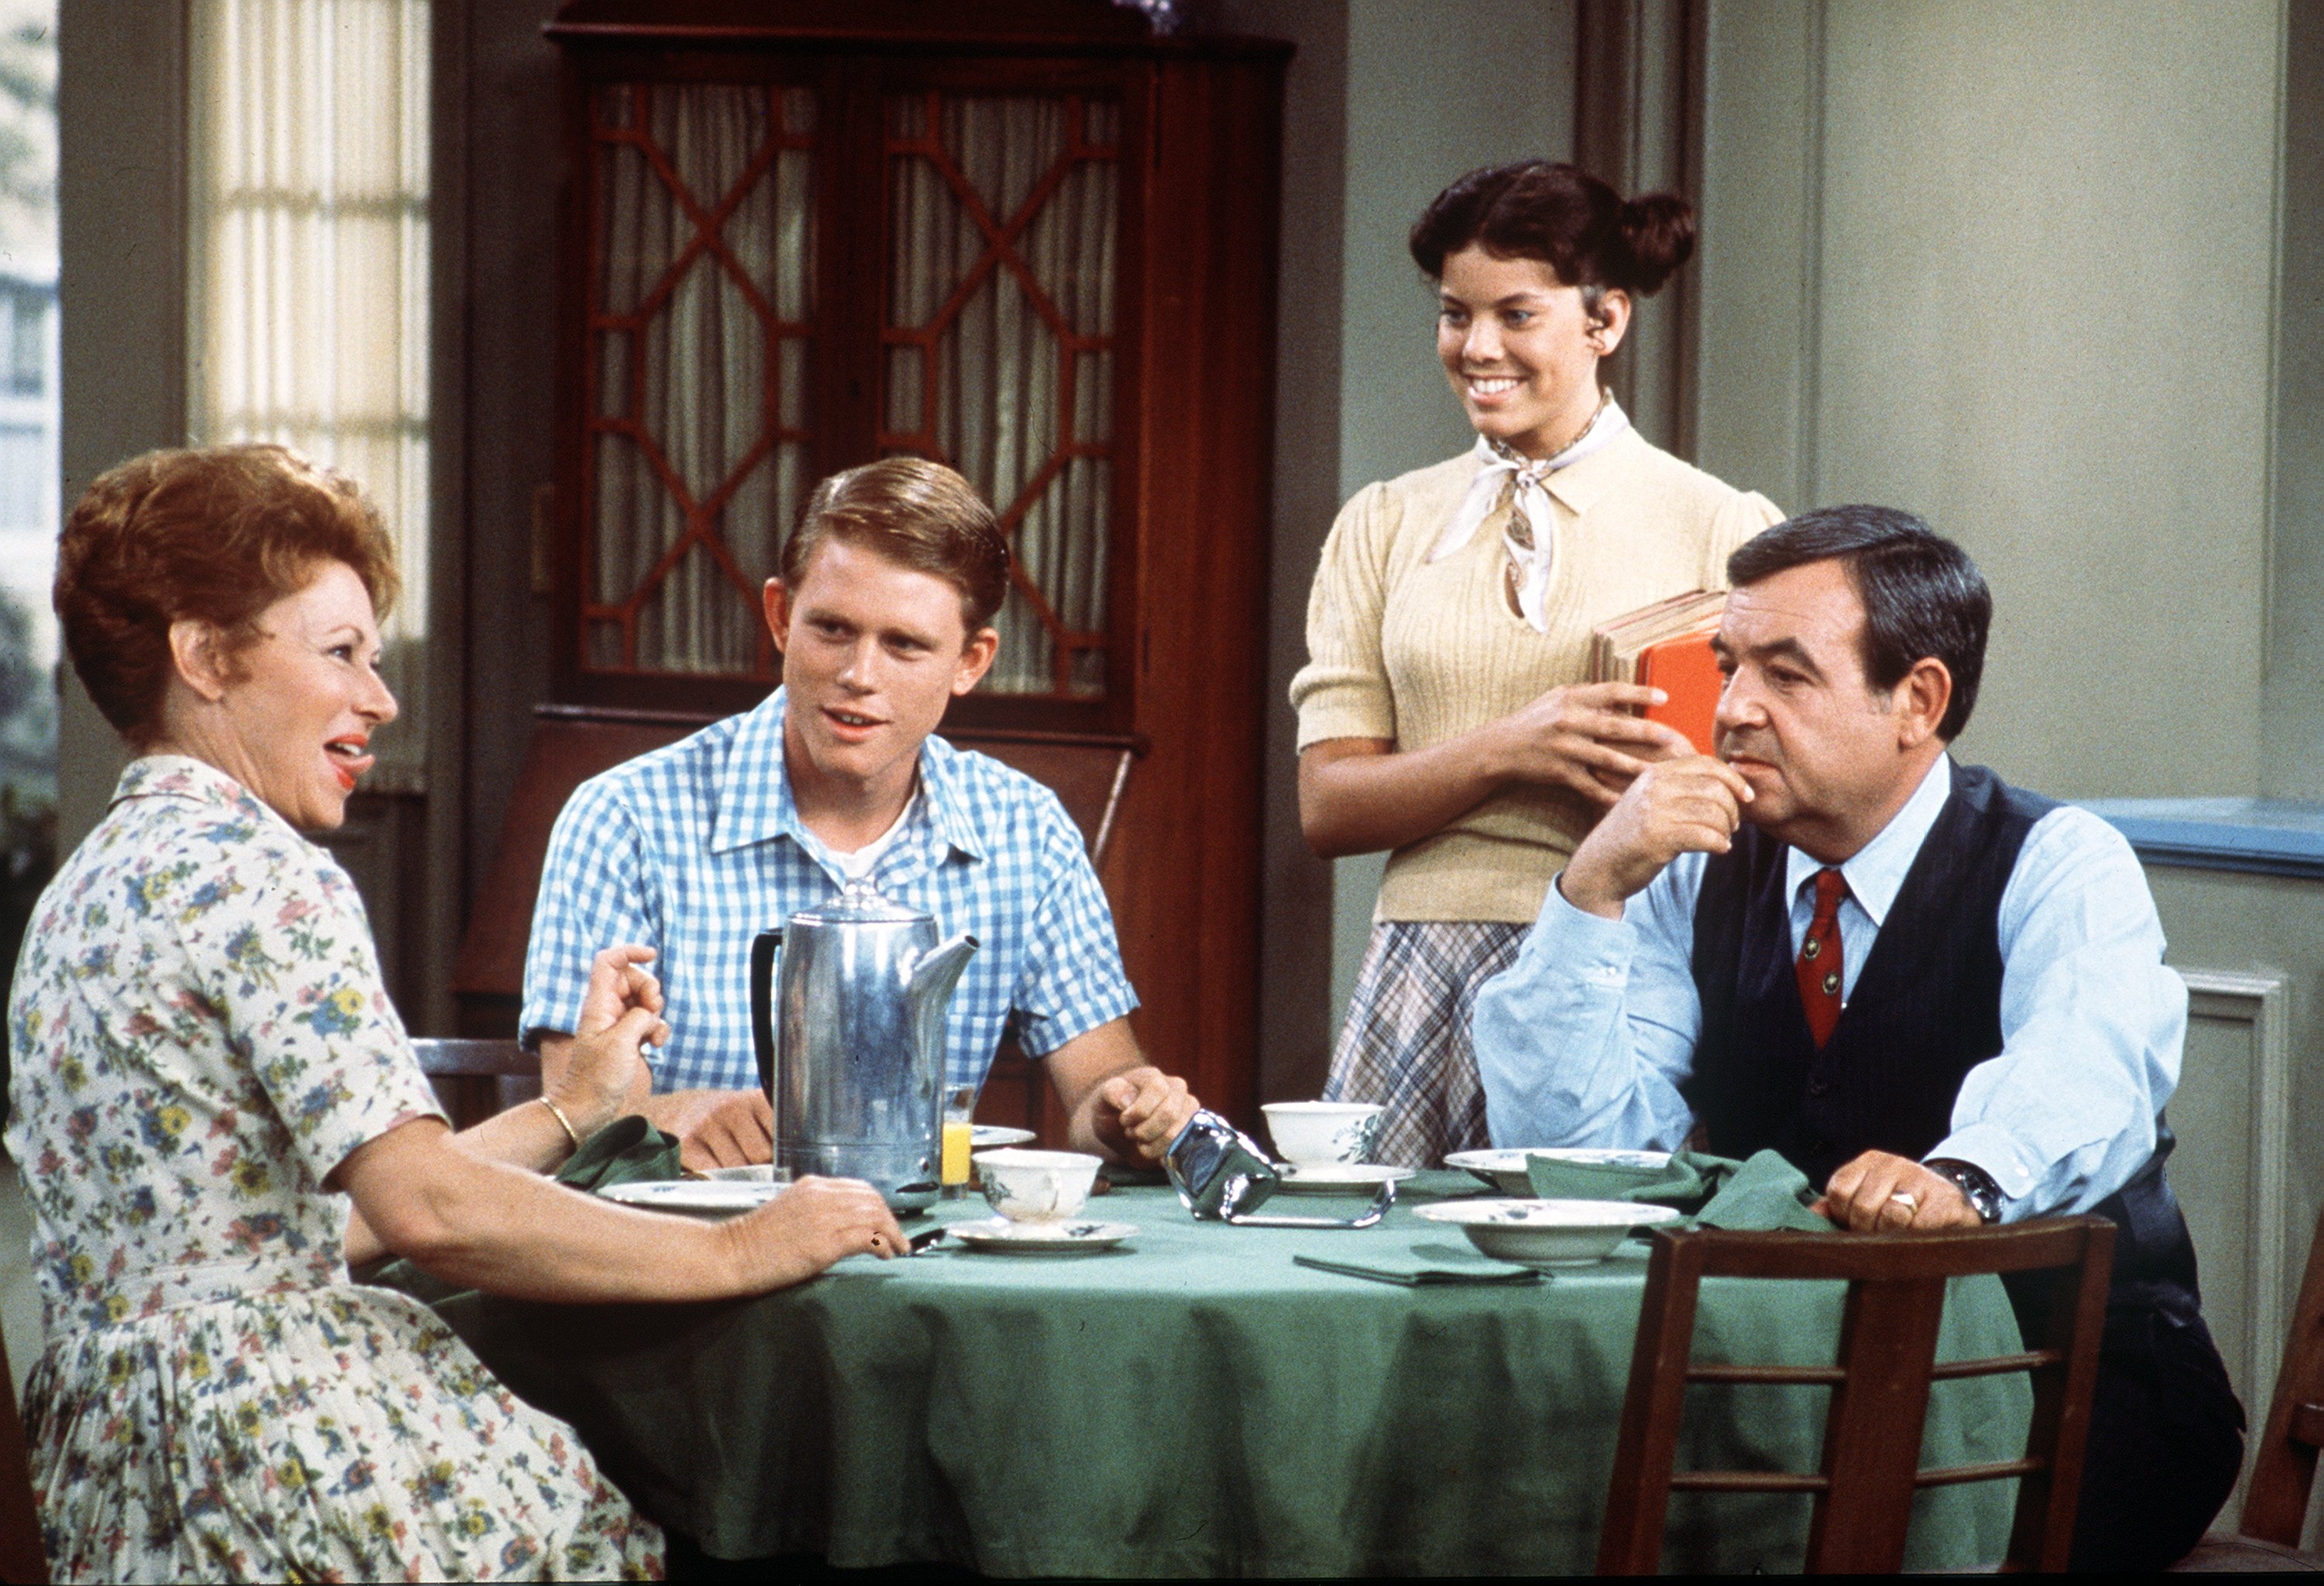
[750,882,977,1212]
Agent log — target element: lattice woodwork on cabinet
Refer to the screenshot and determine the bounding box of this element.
[881,91,1118,700]
[582,81,815,679]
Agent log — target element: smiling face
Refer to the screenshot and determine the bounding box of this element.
[1710,559,1948,863]
[1435,246,1627,460]
[765,537,999,814]
[209,560,397,831]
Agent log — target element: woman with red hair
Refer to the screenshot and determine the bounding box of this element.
[9,445,908,1582]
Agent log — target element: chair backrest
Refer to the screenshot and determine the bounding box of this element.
[0,1324,48,1584]
[450,703,1143,1037]
[2236,1202,2324,1546]
[410,1037,541,1131]
[1597,1217,2116,1575]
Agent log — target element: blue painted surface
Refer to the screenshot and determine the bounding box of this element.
[2078,797,2324,881]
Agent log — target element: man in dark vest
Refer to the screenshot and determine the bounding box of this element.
[1473,506,2244,1570]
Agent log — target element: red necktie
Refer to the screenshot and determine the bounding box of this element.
[1796,868,1847,1048]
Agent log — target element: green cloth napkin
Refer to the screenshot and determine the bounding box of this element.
[1522,1149,1738,1210]
[1690,1148,1834,1232]
[1518,1147,1834,1233]
[356,1116,682,1303]
[555,1114,685,1191]
[1294,1241,1542,1287]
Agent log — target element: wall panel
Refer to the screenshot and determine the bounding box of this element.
[1700,0,2284,801]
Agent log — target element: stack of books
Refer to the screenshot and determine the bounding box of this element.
[1588,590,1727,756]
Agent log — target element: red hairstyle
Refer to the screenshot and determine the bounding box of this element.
[55,444,400,743]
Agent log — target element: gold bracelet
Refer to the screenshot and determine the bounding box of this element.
[537,1096,582,1153]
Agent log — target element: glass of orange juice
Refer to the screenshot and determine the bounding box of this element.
[941,1084,977,1197]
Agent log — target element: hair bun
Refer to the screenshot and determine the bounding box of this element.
[1617,191,1697,295]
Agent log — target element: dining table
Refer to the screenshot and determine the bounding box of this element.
[370,1126,2033,1576]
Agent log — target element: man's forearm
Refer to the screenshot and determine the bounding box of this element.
[1928,812,2187,1218]
[1473,872,1701,1149]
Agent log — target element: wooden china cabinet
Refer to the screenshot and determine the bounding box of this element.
[521,0,1289,1127]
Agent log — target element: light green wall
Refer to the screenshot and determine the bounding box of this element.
[2264,0,2324,801]
[1328,0,1578,1030]
[1699,0,2286,800]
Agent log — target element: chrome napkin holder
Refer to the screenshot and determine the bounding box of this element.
[1164,1110,1394,1229]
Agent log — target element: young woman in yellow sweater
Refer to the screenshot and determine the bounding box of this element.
[1291,161,1783,1168]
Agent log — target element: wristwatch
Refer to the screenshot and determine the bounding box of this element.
[1925,1158,2003,1224]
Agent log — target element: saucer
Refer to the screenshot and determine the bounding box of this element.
[600,1180,785,1219]
[699,1164,777,1183]
[1275,1162,1415,1194]
[970,1124,1037,1150]
[1445,1147,1673,1195]
[945,1217,1137,1254]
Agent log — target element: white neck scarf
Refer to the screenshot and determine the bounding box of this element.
[1426,396,1632,631]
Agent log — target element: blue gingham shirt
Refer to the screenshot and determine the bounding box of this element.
[521,688,1140,1094]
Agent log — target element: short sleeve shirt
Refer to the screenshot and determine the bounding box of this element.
[3,756,444,1329]
[519,689,1140,1095]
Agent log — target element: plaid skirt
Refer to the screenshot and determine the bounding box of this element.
[1322,920,1528,1169]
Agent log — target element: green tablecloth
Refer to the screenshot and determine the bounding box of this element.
[401,1167,2031,1575]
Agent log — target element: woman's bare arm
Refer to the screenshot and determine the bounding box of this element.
[333,1120,904,1302]
[345,945,666,1267]
[1297,681,1692,858]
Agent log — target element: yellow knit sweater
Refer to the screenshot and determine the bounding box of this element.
[1291,429,1783,924]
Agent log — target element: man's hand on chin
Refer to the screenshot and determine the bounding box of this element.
[648,1087,774,1173]
[1090,1066,1197,1164]
[1813,1150,1982,1232]
[1559,755,1754,920]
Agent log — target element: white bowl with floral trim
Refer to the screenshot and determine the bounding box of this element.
[1261,1102,1385,1166]
[1413,1198,1684,1268]
[972,1148,1102,1223]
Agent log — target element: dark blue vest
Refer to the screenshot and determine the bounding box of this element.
[1686,761,2199,1297]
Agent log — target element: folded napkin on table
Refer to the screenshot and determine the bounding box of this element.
[1294,1243,1542,1287]
[1522,1149,1739,1211]
[355,1116,682,1302]
[1689,1149,1834,1232]
[559,1114,684,1191]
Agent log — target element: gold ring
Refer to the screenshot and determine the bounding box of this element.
[1888,1191,1919,1214]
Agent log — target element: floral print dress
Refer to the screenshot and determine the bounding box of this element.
[3,757,664,1582]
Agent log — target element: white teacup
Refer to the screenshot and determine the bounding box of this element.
[1263,1101,1385,1166]
[973,1147,1102,1223]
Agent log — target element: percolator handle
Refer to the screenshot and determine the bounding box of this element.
[750,929,781,1102]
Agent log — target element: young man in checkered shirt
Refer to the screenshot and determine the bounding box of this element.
[521,459,1200,1171]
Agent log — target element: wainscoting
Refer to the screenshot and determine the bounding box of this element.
[2132,855,2324,1546]
[2172,968,2293,1522]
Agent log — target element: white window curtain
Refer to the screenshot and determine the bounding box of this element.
[186,0,430,788]
[885,93,1117,699]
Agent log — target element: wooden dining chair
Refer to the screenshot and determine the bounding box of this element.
[2171,1202,2324,1569]
[411,1038,541,1132]
[1597,1217,2116,1574]
[0,1324,48,1584]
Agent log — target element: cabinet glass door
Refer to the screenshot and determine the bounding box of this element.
[583,81,816,679]
[572,74,1122,709]
[882,91,1120,700]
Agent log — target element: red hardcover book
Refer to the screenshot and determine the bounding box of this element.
[1637,630,1723,756]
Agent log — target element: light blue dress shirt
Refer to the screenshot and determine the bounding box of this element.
[1471,754,2188,1220]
